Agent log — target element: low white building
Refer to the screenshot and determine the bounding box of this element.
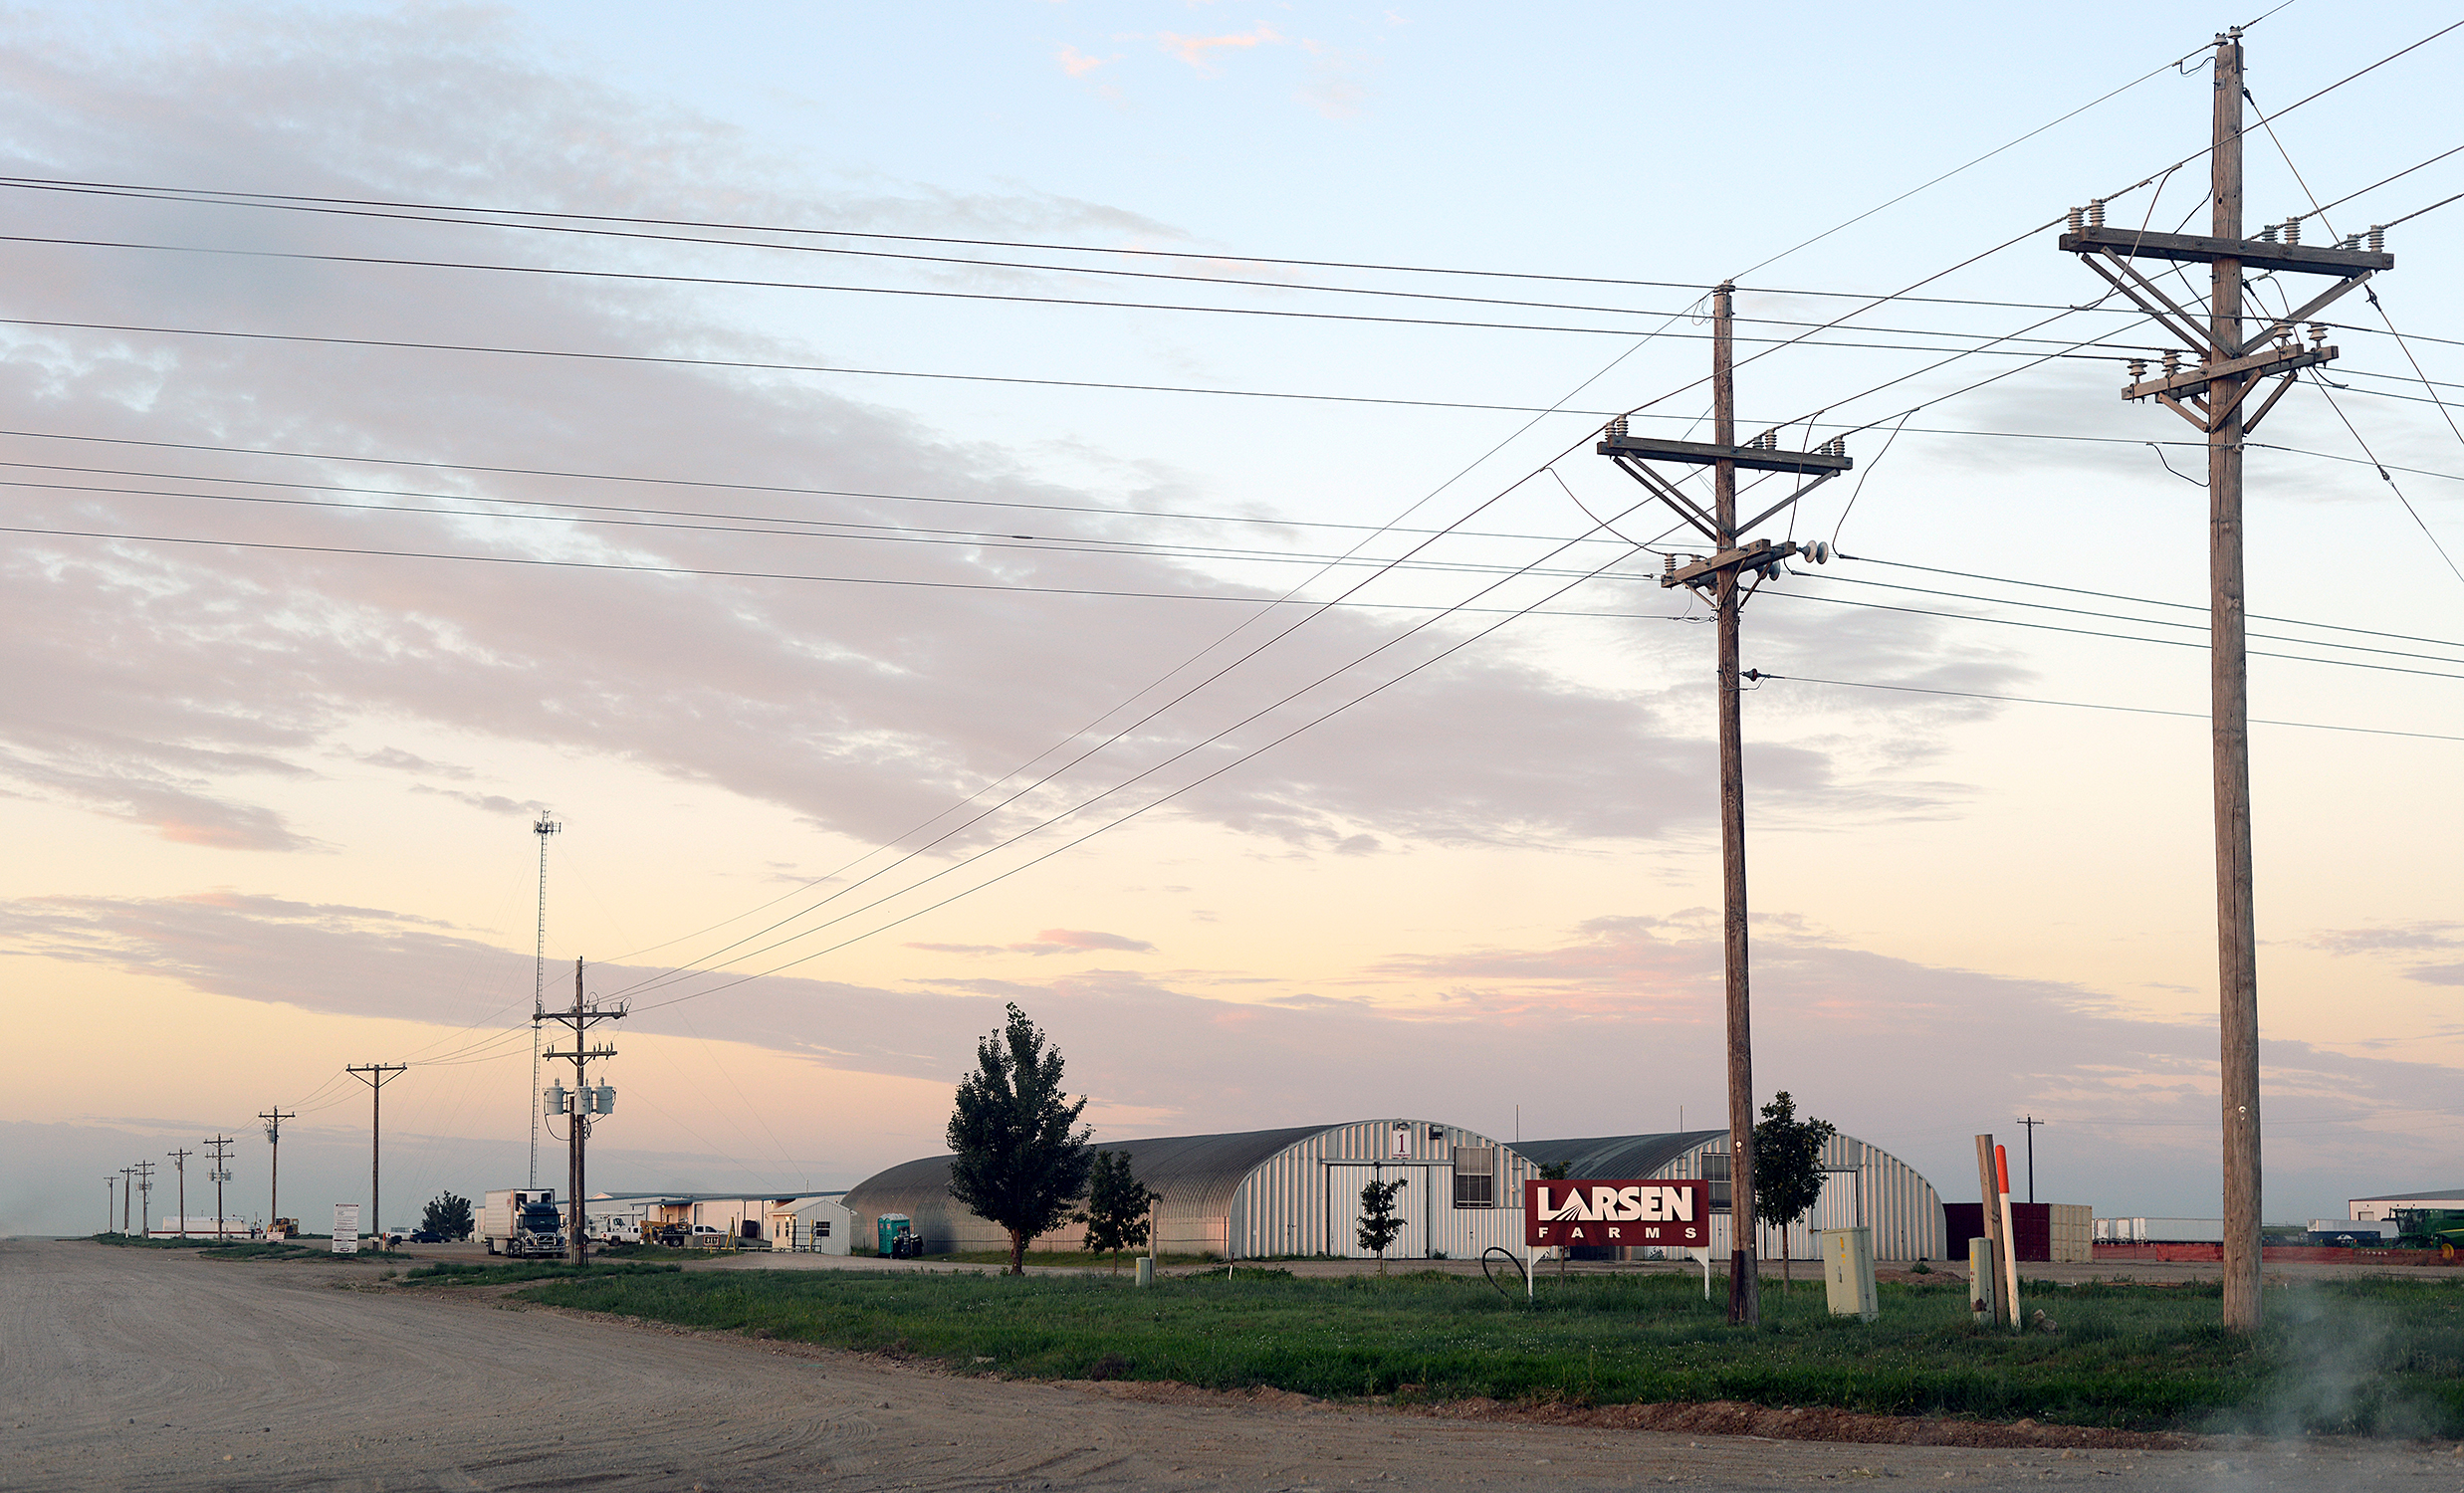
[2351,1188,2464,1221]
[770,1193,854,1254]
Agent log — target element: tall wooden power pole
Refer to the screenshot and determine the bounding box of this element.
[119,1166,133,1233]
[1597,283,1851,1325]
[2058,28,2389,1332]
[347,1064,407,1248]
[531,814,561,1189]
[544,957,624,1266]
[105,1175,116,1235]
[131,1161,155,1238]
[204,1135,237,1242]
[261,1107,295,1227]
[167,1148,192,1238]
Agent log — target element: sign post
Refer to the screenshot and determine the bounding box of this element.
[333,1202,360,1255]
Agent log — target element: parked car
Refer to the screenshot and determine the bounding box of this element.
[408,1229,443,1244]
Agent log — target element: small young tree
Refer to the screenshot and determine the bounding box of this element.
[947,1002,1095,1275]
[422,1190,474,1241]
[1355,1176,1408,1270]
[1536,1160,1572,1181]
[1751,1091,1837,1289]
[1074,1150,1160,1274]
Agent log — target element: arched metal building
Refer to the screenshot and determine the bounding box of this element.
[1511,1130,1945,1261]
[846,1118,1545,1260]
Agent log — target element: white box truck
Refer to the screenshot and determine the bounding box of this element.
[480,1188,566,1258]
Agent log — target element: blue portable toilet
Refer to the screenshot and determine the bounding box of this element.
[877,1213,912,1256]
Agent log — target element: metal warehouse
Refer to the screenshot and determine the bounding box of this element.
[1511,1130,1945,1262]
[847,1118,1546,1261]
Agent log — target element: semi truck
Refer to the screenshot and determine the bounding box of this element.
[480,1188,566,1258]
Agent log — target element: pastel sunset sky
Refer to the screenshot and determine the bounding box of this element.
[5,0,2460,1235]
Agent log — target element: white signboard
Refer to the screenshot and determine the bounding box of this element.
[333,1202,360,1254]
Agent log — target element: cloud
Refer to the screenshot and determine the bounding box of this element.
[15,885,2462,1221]
[1156,24,1280,74]
[0,9,2029,874]
[350,746,474,779]
[1012,928,1156,956]
[1054,45,1118,78]
[2310,922,2464,989]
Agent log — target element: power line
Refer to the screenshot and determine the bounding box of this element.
[1840,554,2464,649]
[1,234,2172,346]
[1760,588,2464,682]
[1759,672,2463,744]
[0,171,2190,316]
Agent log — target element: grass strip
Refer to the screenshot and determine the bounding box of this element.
[408,1259,683,1285]
[513,1267,2464,1435]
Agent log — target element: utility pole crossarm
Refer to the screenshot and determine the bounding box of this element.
[2058,224,2390,278]
[1597,430,1853,477]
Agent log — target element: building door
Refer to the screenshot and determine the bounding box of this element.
[1325,1164,1429,1260]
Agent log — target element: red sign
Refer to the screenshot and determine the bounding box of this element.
[1523,1178,1710,1249]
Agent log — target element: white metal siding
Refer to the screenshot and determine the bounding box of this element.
[1228,1119,1540,1260]
[1640,1134,1944,1261]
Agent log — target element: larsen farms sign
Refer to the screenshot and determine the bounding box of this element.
[1523,1178,1709,1249]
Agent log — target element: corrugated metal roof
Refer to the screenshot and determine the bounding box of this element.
[844,1124,1341,1251]
[2351,1187,2464,1202]
[1509,1131,1727,1176]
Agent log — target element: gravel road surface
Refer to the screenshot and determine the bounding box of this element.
[5,1239,2457,1491]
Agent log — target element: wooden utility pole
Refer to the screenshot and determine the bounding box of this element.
[2016,1116,2045,1203]
[2059,28,2389,1333]
[346,1064,407,1248]
[119,1166,133,1233]
[168,1148,192,1239]
[131,1161,154,1238]
[544,957,624,1265]
[204,1135,237,1242]
[105,1175,115,1235]
[1597,284,1851,1326]
[531,814,560,1190]
[261,1107,295,1227]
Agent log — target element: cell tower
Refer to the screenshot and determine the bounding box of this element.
[531,812,561,1188]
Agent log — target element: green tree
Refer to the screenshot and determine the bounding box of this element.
[1073,1150,1160,1273]
[1751,1092,1837,1289]
[947,1003,1094,1275]
[1536,1160,1572,1181]
[1355,1176,1408,1270]
[421,1190,475,1241]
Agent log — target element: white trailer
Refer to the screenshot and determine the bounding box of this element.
[479,1188,566,1257]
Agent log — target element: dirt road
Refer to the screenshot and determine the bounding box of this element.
[4,1240,2456,1491]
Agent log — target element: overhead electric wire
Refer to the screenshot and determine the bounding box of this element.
[621,499,1677,1011]
[1841,553,2464,649]
[1760,672,2463,745]
[1762,588,2464,682]
[1807,571,2464,665]
[0,171,2189,316]
[0,234,2178,348]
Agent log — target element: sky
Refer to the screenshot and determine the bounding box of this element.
[4,0,2462,1238]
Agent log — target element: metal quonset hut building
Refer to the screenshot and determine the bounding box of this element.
[846,1119,1545,1260]
[1512,1130,1945,1261]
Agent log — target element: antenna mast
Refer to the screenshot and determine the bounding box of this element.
[531,812,561,1188]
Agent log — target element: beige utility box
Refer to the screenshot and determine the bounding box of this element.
[1821,1226,1878,1322]
[2048,1203,2093,1263]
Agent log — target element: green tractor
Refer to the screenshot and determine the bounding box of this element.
[2391,1208,2464,1256]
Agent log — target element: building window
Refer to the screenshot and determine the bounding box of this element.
[1700,1150,1733,1212]
[1453,1146,1496,1208]
[816,1219,831,1237]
